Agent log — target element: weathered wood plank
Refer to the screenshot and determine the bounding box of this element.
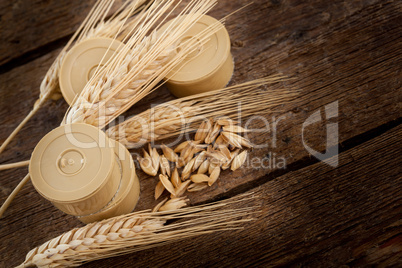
[83,117,402,267]
[133,0,402,210]
[2,108,400,268]
[0,0,133,67]
[0,0,95,66]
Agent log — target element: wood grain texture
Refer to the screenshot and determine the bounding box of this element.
[0,0,95,66]
[81,124,402,268]
[0,0,401,267]
[0,0,127,67]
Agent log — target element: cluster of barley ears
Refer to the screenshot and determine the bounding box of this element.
[63,0,221,129]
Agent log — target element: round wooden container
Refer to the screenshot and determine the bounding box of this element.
[159,15,234,98]
[29,123,139,223]
[78,140,140,224]
[59,37,124,105]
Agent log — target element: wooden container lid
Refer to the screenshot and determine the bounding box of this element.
[59,37,123,104]
[29,123,120,216]
[160,15,234,97]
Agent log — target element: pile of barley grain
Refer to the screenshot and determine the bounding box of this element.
[137,118,251,209]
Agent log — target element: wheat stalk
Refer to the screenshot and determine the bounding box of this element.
[63,0,220,129]
[0,0,148,156]
[106,75,296,148]
[0,160,30,171]
[17,194,255,268]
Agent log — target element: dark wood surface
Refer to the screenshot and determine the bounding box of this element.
[0,0,401,267]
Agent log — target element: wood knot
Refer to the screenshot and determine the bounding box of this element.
[232,40,244,48]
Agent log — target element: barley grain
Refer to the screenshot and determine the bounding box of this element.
[220,146,231,160]
[171,167,180,188]
[161,144,178,163]
[221,131,243,148]
[159,155,170,176]
[159,174,176,196]
[214,134,228,149]
[139,154,157,176]
[176,157,186,168]
[149,146,160,172]
[193,151,206,172]
[209,162,219,175]
[208,166,221,186]
[194,120,209,142]
[154,181,165,200]
[198,159,210,174]
[231,150,248,171]
[222,125,250,133]
[205,123,221,144]
[190,174,210,183]
[174,180,191,197]
[174,140,190,153]
[180,140,200,163]
[182,158,196,181]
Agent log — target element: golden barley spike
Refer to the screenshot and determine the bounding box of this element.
[63,0,219,128]
[17,194,256,268]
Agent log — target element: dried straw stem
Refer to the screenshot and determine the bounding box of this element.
[0,0,147,155]
[0,174,30,218]
[107,75,295,148]
[17,195,255,268]
[0,54,63,156]
[64,0,219,128]
[0,160,30,171]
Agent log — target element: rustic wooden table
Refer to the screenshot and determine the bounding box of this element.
[0,0,401,267]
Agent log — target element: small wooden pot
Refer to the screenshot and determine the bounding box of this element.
[29,123,140,223]
[159,15,234,97]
